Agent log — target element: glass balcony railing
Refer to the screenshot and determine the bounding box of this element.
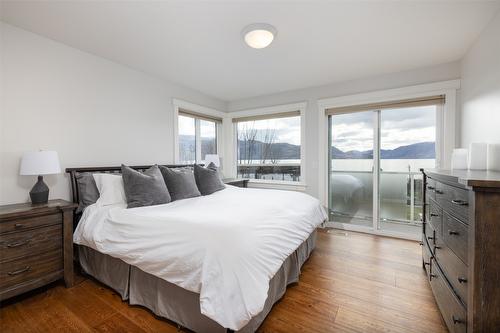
[329,170,423,227]
[237,163,301,182]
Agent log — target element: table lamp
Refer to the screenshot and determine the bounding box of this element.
[20,151,61,204]
[204,154,220,168]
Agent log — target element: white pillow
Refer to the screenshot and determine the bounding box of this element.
[93,173,126,206]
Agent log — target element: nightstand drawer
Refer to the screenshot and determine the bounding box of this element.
[0,249,63,291]
[0,214,61,234]
[0,225,62,263]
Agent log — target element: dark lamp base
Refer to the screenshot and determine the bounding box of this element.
[30,175,49,204]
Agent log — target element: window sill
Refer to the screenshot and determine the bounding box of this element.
[245,179,307,191]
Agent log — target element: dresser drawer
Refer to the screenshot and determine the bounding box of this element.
[0,214,61,234]
[435,182,469,224]
[443,213,468,264]
[422,236,433,279]
[430,258,467,333]
[0,225,62,263]
[425,220,437,249]
[427,199,442,237]
[435,243,468,306]
[0,249,63,291]
[425,177,437,203]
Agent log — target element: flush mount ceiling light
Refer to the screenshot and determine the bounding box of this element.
[242,23,277,49]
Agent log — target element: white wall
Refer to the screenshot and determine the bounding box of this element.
[0,22,226,205]
[227,62,461,200]
[460,11,500,147]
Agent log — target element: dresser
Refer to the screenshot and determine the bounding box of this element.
[422,169,500,332]
[0,200,77,301]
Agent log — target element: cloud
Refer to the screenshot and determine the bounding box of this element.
[331,106,436,151]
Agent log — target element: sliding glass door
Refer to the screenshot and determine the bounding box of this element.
[328,111,374,227]
[328,105,437,238]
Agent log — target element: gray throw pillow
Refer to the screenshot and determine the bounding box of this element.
[75,172,100,213]
[194,163,226,195]
[121,164,171,208]
[159,166,201,201]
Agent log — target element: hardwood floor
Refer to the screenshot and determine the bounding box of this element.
[0,230,447,332]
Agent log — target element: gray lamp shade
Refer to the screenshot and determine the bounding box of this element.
[20,151,61,175]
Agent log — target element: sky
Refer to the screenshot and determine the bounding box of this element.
[331,105,436,151]
[237,116,301,145]
[180,106,436,151]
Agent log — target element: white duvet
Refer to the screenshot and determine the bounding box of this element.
[74,185,327,330]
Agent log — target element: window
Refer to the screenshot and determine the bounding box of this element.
[177,109,220,164]
[326,95,442,238]
[234,111,302,182]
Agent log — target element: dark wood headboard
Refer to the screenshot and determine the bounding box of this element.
[65,164,194,212]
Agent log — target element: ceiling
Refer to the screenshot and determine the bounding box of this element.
[1,1,499,101]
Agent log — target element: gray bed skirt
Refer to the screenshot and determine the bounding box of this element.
[78,229,317,333]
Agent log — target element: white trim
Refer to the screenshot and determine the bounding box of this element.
[172,99,226,164]
[229,102,307,118]
[247,179,307,192]
[318,79,460,238]
[373,111,380,231]
[317,79,460,109]
[172,98,227,119]
[229,101,308,189]
[324,222,421,241]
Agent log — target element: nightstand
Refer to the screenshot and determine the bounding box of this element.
[223,178,249,188]
[0,199,77,301]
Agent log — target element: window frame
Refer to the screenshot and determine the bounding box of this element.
[173,99,225,165]
[229,102,307,188]
[317,79,460,240]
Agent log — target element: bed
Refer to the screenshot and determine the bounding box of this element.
[66,165,327,333]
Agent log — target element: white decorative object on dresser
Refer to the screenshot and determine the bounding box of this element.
[487,143,500,171]
[451,148,469,170]
[468,143,488,170]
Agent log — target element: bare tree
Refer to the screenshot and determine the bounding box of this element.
[261,128,277,164]
[238,122,258,177]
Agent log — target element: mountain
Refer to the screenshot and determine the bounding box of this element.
[179,135,435,160]
[331,142,435,159]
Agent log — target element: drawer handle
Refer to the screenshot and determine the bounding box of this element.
[14,223,24,229]
[7,266,31,276]
[434,245,441,250]
[430,213,439,217]
[430,273,437,281]
[452,316,465,325]
[458,277,468,284]
[423,261,430,266]
[451,199,468,206]
[427,186,435,191]
[448,230,459,236]
[6,239,31,248]
[435,190,444,194]
[427,236,434,241]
